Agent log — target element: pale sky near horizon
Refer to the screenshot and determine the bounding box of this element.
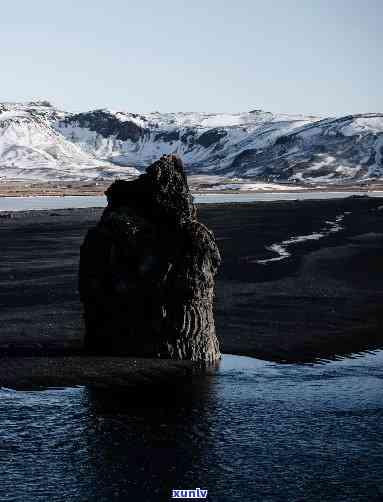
[1,0,382,115]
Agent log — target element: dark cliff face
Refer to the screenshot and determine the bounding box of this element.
[230,131,378,181]
[154,130,180,142]
[79,155,221,362]
[197,129,227,148]
[61,110,148,142]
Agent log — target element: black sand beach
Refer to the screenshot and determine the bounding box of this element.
[0,197,382,387]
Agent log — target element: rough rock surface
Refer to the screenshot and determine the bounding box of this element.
[79,155,221,362]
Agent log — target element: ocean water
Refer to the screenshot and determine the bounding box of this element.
[1,352,382,501]
[0,191,383,211]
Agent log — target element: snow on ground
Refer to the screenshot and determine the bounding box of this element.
[0,104,139,181]
[202,182,308,192]
[1,102,383,183]
[369,135,383,177]
[256,213,349,264]
[341,115,383,136]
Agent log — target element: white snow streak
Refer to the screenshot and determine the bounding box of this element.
[256,213,350,264]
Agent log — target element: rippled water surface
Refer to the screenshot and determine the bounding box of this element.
[1,352,382,501]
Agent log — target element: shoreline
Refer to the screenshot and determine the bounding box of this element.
[1,197,383,388]
[1,180,383,198]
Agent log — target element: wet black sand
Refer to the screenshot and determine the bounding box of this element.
[0,197,382,387]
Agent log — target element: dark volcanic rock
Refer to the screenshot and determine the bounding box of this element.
[79,155,221,362]
[62,110,147,142]
[197,128,227,148]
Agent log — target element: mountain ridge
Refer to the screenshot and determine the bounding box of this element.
[0,101,382,184]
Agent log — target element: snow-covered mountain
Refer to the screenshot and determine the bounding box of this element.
[0,101,139,181]
[1,100,383,184]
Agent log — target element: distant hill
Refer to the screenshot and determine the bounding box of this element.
[0,100,382,184]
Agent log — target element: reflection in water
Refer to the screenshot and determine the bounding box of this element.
[1,352,383,501]
[85,382,215,501]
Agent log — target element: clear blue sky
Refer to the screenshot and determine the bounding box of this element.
[1,0,382,115]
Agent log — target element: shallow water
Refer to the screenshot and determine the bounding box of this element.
[0,191,383,211]
[1,352,382,501]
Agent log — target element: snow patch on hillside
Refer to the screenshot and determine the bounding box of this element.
[1,102,383,183]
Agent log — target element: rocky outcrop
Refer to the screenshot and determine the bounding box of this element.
[79,155,221,362]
